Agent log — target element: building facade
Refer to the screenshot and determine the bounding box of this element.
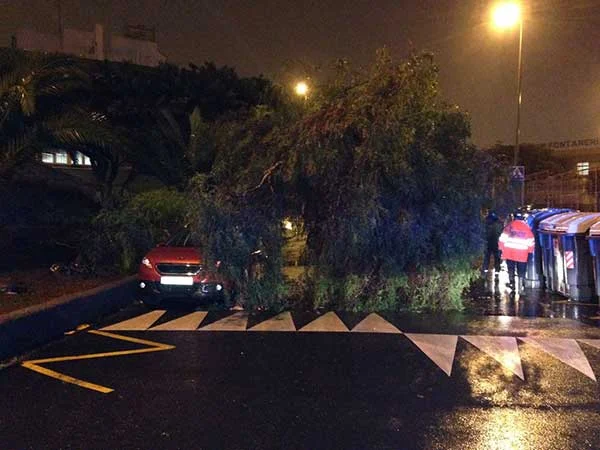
[15,23,165,67]
[544,138,600,175]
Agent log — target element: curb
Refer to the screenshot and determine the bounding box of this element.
[0,275,138,361]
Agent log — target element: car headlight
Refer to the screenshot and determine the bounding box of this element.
[216,284,223,291]
[141,257,153,269]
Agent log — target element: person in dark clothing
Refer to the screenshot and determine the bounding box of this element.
[482,211,502,276]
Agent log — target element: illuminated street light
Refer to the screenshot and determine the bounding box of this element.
[492,2,524,205]
[492,2,520,29]
[294,81,309,98]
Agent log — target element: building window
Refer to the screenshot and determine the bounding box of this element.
[74,152,91,166]
[41,152,54,164]
[55,151,68,165]
[577,162,590,176]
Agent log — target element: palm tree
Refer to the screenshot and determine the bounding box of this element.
[0,49,86,179]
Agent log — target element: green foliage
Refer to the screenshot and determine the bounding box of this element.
[299,257,477,312]
[298,272,404,312]
[188,175,287,310]
[277,50,488,309]
[0,49,86,179]
[81,188,187,273]
[399,258,478,311]
[1,48,488,309]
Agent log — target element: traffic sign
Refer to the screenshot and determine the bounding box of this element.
[510,166,525,182]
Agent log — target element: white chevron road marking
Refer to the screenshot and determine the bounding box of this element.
[249,312,296,331]
[405,334,458,376]
[299,312,349,332]
[520,337,596,381]
[462,335,524,380]
[101,310,166,331]
[199,312,249,331]
[150,311,208,331]
[352,313,402,334]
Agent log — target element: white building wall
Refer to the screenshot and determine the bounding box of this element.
[110,34,165,66]
[15,29,60,53]
[62,28,96,59]
[15,24,165,67]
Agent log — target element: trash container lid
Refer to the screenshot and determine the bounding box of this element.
[523,208,573,228]
[552,212,600,234]
[539,212,581,232]
[587,219,600,237]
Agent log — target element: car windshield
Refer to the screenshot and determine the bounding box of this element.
[165,230,203,248]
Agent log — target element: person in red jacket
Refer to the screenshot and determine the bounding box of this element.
[498,216,535,291]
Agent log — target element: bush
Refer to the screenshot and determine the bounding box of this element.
[80,188,187,273]
[188,175,287,310]
[399,259,478,311]
[297,257,477,312]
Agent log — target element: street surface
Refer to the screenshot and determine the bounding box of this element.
[1,295,600,450]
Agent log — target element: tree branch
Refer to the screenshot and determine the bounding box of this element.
[241,160,283,195]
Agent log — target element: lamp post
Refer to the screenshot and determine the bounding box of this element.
[492,2,524,205]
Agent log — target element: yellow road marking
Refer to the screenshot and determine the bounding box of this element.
[21,330,175,394]
[21,361,114,394]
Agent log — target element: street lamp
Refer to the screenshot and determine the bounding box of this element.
[294,81,309,99]
[492,2,524,204]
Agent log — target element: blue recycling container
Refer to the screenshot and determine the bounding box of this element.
[539,212,581,293]
[521,208,572,288]
[587,221,600,299]
[539,212,600,301]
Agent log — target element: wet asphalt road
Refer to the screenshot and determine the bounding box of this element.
[1,295,600,450]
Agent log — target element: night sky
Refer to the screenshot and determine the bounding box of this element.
[2,0,600,147]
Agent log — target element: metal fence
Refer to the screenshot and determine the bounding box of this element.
[525,168,600,211]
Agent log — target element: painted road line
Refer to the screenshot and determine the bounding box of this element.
[579,339,600,351]
[21,330,175,394]
[249,312,296,332]
[21,362,114,394]
[520,337,596,381]
[352,313,402,334]
[150,311,208,331]
[199,312,249,331]
[405,334,458,376]
[299,312,349,332]
[101,310,166,331]
[462,335,525,380]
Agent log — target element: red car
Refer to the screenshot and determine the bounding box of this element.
[138,230,231,306]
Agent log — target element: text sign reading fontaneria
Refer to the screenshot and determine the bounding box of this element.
[546,138,600,150]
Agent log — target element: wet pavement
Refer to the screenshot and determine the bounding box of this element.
[1,285,600,449]
[469,271,600,327]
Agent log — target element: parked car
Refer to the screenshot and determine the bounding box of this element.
[138,229,232,306]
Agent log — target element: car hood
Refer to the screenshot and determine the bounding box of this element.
[146,247,203,264]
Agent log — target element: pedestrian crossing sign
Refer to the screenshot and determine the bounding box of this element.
[510,166,525,181]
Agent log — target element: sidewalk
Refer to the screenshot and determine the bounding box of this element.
[468,271,600,327]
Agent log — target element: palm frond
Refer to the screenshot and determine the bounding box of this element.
[0,129,39,178]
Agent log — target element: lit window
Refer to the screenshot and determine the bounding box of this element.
[41,152,54,163]
[55,151,68,164]
[74,152,91,166]
[577,162,589,176]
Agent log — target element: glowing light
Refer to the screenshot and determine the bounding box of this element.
[283,219,294,230]
[492,2,521,29]
[294,81,309,97]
